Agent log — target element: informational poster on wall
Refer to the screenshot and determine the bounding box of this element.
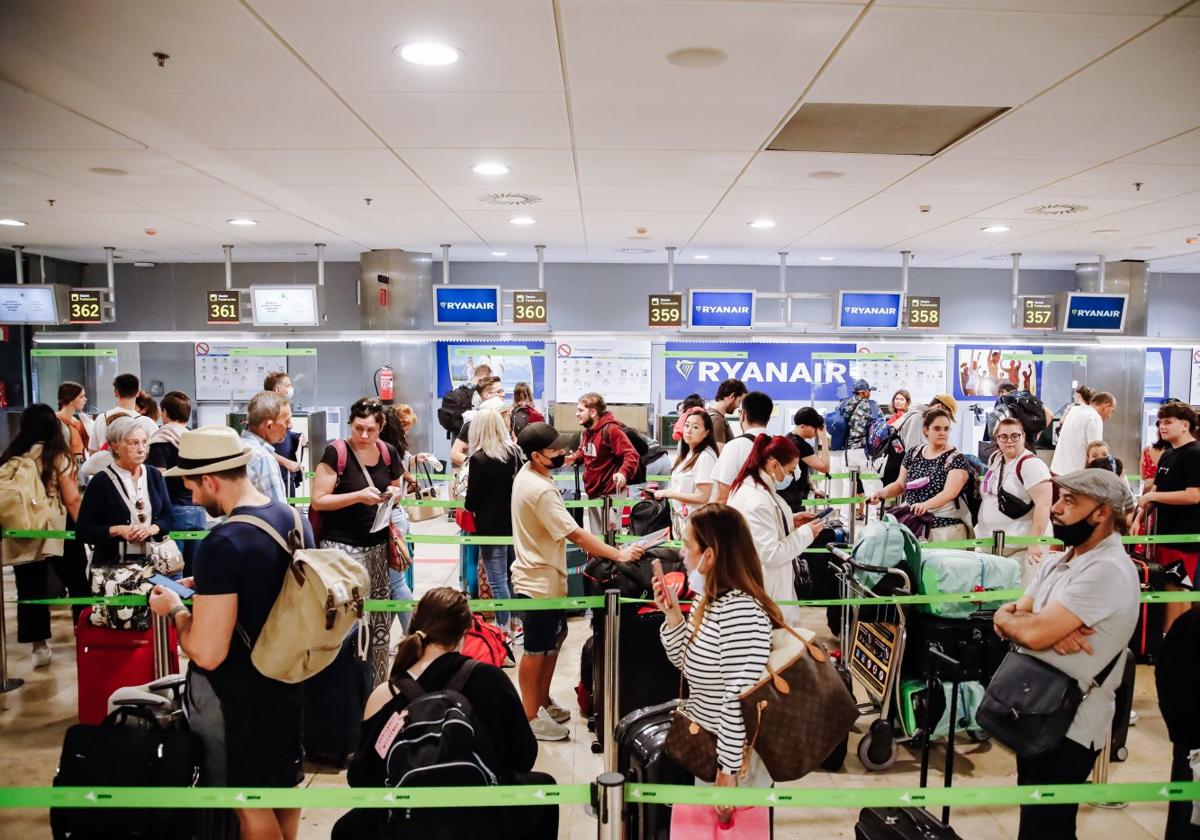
[434,340,546,398]
[663,341,856,402]
[555,338,652,403]
[849,343,947,404]
[194,342,287,402]
[952,344,1043,400]
[1145,347,1169,402]
[1189,349,1200,405]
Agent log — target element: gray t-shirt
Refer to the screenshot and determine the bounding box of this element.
[1021,533,1139,750]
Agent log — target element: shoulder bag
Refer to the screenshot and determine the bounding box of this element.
[994,454,1036,520]
[664,615,720,782]
[976,648,1122,758]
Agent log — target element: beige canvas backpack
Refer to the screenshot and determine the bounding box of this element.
[222,507,369,684]
[0,444,67,564]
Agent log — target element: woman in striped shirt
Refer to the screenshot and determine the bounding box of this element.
[654,504,783,820]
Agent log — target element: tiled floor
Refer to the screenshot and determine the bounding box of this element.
[0,514,1178,838]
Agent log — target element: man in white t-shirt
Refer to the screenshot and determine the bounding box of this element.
[1051,391,1115,476]
[91,372,143,450]
[711,391,773,504]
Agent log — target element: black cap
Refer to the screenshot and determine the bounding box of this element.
[517,422,573,458]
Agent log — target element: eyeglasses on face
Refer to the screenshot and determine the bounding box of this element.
[996,433,1025,443]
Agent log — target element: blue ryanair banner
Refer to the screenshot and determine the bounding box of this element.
[1064,293,1127,332]
[838,291,902,330]
[689,289,755,328]
[433,285,500,325]
[664,341,857,401]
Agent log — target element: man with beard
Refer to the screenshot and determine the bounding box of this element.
[149,426,310,840]
[564,392,639,536]
[992,469,1139,840]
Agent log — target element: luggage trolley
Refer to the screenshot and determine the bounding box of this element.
[830,545,910,772]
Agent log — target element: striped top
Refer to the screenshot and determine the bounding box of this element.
[660,590,772,774]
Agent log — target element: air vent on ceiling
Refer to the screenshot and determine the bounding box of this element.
[616,248,654,255]
[1026,203,1089,216]
[768,103,1008,156]
[480,192,542,207]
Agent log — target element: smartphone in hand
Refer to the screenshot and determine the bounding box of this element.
[652,558,675,610]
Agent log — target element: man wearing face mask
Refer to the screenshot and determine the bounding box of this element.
[511,423,644,741]
[264,372,303,494]
[992,469,1139,840]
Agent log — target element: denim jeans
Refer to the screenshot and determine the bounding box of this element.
[479,544,514,627]
[387,568,413,633]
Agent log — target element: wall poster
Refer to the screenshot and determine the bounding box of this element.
[435,340,546,398]
[952,344,1043,400]
[555,338,652,404]
[194,342,287,402]
[849,343,947,405]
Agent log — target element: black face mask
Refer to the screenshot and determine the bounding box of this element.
[541,452,566,470]
[1052,505,1100,547]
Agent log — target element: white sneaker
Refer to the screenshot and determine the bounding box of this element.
[1129,710,1139,726]
[545,700,571,724]
[31,646,51,669]
[530,707,570,741]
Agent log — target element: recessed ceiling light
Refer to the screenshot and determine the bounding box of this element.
[1092,228,1120,235]
[748,219,776,229]
[693,254,709,260]
[227,218,257,226]
[472,162,509,176]
[819,256,836,261]
[980,224,1010,233]
[492,251,507,257]
[1131,245,1156,251]
[133,262,156,268]
[665,47,727,69]
[808,171,845,180]
[0,218,27,227]
[509,216,536,226]
[396,42,461,66]
[89,167,129,176]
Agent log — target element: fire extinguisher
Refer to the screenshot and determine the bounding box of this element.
[375,366,394,404]
[0,380,7,409]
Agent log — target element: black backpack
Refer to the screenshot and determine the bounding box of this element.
[510,404,533,436]
[936,448,983,526]
[601,422,652,485]
[990,390,1048,443]
[437,385,474,440]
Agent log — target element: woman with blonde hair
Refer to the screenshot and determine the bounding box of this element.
[465,409,523,632]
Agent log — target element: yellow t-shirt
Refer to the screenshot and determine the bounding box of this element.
[510,462,579,599]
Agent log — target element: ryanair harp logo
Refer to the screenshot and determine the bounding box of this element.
[675,359,696,379]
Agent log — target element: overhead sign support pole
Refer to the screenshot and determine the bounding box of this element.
[1097,254,1106,293]
[666,246,676,292]
[441,243,451,285]
[315,243,325,286]
[536,244,545,290]
[105,246,117,320]
[778,251,789,324]
[900,250,911,295]
[12,245,23,284]
[223,244,233,290]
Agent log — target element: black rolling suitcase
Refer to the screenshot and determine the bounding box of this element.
[1129,556,1167,663]
[616,701,693,840]
[1109,648,1137,762]
[903,612,1008,686]
[856,650,964,840]
[302,629,371,767]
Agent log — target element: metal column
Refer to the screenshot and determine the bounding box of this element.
[595,771,625,839]
[602,589,621,774]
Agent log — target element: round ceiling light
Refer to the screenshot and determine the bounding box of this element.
[396,42,461,66]
[88,167,129,176]
[227,218,257,226]
[748,219,776,229]
[665,47,727,69]
[492,251,507,257]
[808,171,845,180]
[509,216,536,226]
[0,218,28,227]
[980,224,1010,233]
[472,162,509,176]
[693,254,709,260]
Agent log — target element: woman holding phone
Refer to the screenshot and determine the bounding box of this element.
[653,504,780,825]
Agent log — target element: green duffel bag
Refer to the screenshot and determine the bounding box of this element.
[898,677,988,741]
[916,548,1020,618]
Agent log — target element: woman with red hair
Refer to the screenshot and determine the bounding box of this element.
[727,435,824,623]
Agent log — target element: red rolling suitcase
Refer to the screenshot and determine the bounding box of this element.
[75,607,179,725]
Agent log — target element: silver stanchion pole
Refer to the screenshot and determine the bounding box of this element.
[1092,741,1127,809]
[602,495,615,547]
[595,771,625,840]
[151,614,171,679]
[992,530,1006,557]
[0,555,25,693]
[602,588,621,773]
[847,468,861,544]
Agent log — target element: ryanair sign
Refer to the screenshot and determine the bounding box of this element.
[838,291,903,330]
[665,342,857,401]
[689,289,755,329]
[1064,293,1128,333]
[433,286,501,326]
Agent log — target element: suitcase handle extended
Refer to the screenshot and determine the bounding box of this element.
[921,647,963,827]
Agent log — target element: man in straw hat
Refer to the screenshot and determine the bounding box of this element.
[992,468,1139,840]
[150,425,311,840]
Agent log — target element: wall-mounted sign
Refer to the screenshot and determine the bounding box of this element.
[664,341,856,401]
[207,290,241,324]
[68,289,104,325]
[838,291,902,330]
[688,289,754,329]
[433,285,501,326]
[1064,292,1128,333]
[250,285,319,327]
[1019,295,1056,330]
[648,293,683,328]
[512,290,548,325]
[905,296,941,330]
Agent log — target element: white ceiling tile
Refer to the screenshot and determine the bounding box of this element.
[894,216,1069,254]
[1120,127,1200,167]
[222,150,420,185]
[979,193,1155,221]
[251,0,563,93]
[716,187,869,219]
[571,95,789,152]
[397,149,577,186]
[0,184,142,213]
[1046,163,1200,202]
[432,184,580,212]
[811,6,1155,106]
[0,82,142,151]
[583,211,709,243]
[455,209,585,246]
[82,184,278,214]
[0,149,219,186]
[787,192,1010,249]
[581,185,726,213]
[345,92,570,149]
[889,158,1092,195]
[128,93,380,150]
[691,212,834,251]
[946,106,1200,162]
[872,0,1180,12]
[740,152,924,192]
[285,184,445,212]
[577,150,751,187]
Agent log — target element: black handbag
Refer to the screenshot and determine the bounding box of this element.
[628,498,672,537]
[976,649,1122,758]
[993,456,1035,520]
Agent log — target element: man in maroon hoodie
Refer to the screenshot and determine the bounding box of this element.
[564,392,639,536]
